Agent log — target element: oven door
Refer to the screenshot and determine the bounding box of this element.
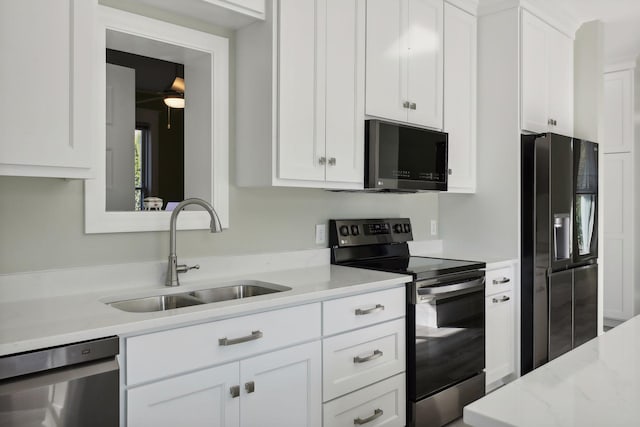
[408,273,485,401]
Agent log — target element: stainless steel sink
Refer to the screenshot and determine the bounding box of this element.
[108,293,204,313]
[107,281,291,313]
[188,281,291,303]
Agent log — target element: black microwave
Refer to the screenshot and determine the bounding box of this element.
[365,120,448,191]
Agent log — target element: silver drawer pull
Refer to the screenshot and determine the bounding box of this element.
[354,408,384,425]
[353,349,383,364]
[409,102,417,110]
[355,304,384,316]
[492,277,510,285]
[402,101,410,108]
[245,381,255,394]
[230,385,240,398]
[218,330,263,346]
[492,296,510,303]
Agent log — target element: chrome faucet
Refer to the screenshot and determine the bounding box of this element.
[166,198,223,287]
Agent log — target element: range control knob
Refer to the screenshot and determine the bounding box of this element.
[393,224,404,233]
[339,225,350,236]
[350,225,360,236]
[404,224,411,233]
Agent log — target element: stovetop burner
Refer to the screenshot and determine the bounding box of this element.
[343,256,485,280]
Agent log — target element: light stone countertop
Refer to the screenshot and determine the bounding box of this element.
[464,316,640,427]
[0,262,410,357]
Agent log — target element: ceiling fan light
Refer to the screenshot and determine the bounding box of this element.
[170,76,185,93]
[164,96,185,109]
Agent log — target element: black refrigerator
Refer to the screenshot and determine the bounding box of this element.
[521,133,598,375]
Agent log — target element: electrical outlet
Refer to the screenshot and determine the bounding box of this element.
[430,220,438,236]
[315,224,327,245]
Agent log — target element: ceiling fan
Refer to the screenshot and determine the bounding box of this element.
[136,76,185,109]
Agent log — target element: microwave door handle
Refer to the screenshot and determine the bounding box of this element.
[417,277,485,296]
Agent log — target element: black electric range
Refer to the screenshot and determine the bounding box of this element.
[330,218,487,427]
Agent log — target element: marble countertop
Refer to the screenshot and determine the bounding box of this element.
[464,316,640,427]
[0,263,409,357]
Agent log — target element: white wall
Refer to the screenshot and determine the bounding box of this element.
[0,1,439,274]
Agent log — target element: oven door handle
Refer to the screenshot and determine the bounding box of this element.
[417,277,485,296]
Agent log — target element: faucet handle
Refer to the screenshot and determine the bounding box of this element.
[177,264,200,274]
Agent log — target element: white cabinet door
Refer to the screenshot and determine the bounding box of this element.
[127,362,240,427]
[0,0,94,178]
[604,70,634,153]
[366,0,443,129]
[365,0,406,123]
[241,341,321,427]
[277,0,324,181]
[324,0,365,184]
[443,2,476,192]
[485,290,515,385]
[521,9,574,136]
[603,153,634,320]
[520,10,549,134]
[407,0,444,129]
[547,27,574,137]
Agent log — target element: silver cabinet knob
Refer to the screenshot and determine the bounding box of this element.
[230,385,240,398]
[403,101,410,108]
[448,168,452,175]
[245,381,255,393]
[328,157,336,166]
[547,118,557,126]
[409,102,417,110]
[319,157,327,165]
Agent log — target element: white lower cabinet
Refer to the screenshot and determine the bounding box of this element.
[484,263,517,389]
[321,288,406,427]
[128,342,321,427]
[323,374,406,427]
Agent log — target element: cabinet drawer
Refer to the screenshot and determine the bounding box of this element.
[485,265,514,296]
[323,373,406,427]
[323,318,405,401]
[323,287,405,335]
[126,303,321,385]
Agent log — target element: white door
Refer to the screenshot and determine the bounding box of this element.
[105,64,136,211]
[443,3,476,192]
[365,0,407,123]
[324,0,365,184]
[485,291,515,385]
[602,153,634,320]
[406,0,443,129]
[603,70,634,153]
[127,362,240,427]
[240,341,321,427]
[0,0,93,177]
[520,10,549,134]
[277,0,325,181]
[547,27,574,137]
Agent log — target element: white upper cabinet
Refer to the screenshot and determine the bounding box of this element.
[366,0,444,130]
[126,0,265,29]
[603,69,634,153]
[236,0,365,189]
[0,0,94,179]
[443,1,477,193]
[521,9,574,136]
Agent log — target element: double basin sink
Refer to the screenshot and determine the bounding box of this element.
[107,280,291,313]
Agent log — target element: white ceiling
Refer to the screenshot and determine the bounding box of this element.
[555,0,640,63]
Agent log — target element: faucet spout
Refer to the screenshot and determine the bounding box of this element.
[166,198,223,287]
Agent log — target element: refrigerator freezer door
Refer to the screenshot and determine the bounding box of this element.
[548,269,573,361]
[574,264,598,347]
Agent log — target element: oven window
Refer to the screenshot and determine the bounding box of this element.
[378,123,447,183]
[411,290,485,400]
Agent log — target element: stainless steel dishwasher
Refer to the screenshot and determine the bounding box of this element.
[0,336,119,427]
